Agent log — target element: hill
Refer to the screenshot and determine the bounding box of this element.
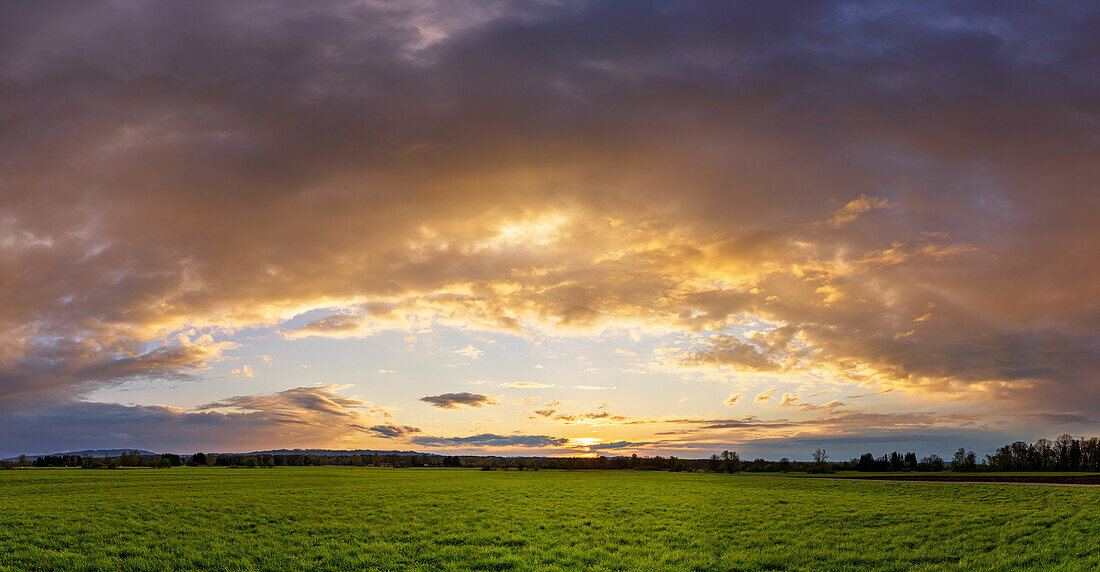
[3,449,158,462]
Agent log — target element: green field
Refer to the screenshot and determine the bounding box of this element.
[2,468,1099,571]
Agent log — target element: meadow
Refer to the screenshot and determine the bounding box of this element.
[2,468,1098,571]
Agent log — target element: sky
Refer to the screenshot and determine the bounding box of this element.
[1,0,1098,460]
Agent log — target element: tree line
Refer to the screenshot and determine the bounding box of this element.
[851,435,1100,473]
[4,435,1098,472]
[6,452,184,469]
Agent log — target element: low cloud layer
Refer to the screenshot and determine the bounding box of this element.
[1,385,388,456]
[410,433,569,448]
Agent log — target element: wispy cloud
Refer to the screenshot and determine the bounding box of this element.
[847,388,895,399]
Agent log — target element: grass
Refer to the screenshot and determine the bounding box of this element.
[749,471,1100,479]
[1,467,1099,570]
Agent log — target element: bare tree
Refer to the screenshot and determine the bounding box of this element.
[812,449,828,465]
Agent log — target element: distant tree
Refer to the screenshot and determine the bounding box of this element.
[1035,438,1053,470]
[951,448,967,471]
[191,452,208,466]
[964,450,977,472]
[812,449,828,465]
[857,453,875,472]
[243,456,259,468]
[17,454,27,467]
[1053,434,1074,471]
[119,451,143,467]
[920,454,945,472]
[719,451,742,473]
[1004,441,1029,470]
[903,452,918,471]
[889,452,903,471]
[1069,439,1082,472]
[1083,438,1099,472]
[777,458,792,473]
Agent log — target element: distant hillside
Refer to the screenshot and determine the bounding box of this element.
[244,449,436,457]
[3,449,158,462]
[3,448,438,462]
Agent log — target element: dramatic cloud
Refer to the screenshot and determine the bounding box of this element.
[1,0,1097,454]
[419,392,498,409]
[0,334,233,399]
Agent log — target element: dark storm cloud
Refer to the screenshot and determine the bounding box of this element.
[0,0,1097,445]
[410,433,568,448]
[419,392,499,409]
[363,423,422,438]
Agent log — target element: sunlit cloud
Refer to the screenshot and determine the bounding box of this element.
[453,345,484,360]
[820,194,889,228]
[754,389,778,404]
